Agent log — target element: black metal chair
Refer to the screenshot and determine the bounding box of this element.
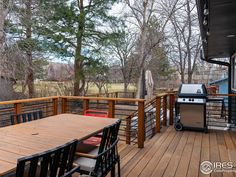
[10,111,43,125]
[15,139,79,177]
[75,119,121,177]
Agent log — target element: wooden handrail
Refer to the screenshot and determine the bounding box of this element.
[0,96,59,105]
[60,96,145,102]
[0,93,174,148]
[0,95,145,105]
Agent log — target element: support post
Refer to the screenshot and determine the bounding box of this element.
[14,103,22,124]
[108,100,115,118]
[156,96,161,133]
[83,99,89,114]
[126,117,131,144]
[169,93,174,125]
[138,101,145,148]
[163,95,167,126]
[53,98,58,115]
[61,98,68,113]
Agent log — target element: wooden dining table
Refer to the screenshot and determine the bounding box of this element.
[0,113,118,176]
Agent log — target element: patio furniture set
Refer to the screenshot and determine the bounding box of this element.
[0,110,121,177]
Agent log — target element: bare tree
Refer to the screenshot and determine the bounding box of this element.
[108,29,137,93]
[5,0,39,98]
[167,0,201,83]
[124,0,179,98]
[0,0,11,63]
[0,1,8,56]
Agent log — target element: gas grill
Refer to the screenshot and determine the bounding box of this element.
[175,84,208,132]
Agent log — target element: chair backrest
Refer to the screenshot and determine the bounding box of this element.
[84,109,108,118]
[16,139,77,177]
[10,111,43,125]
[93,119,121,176]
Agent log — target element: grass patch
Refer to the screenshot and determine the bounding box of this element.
[14,81,136,97]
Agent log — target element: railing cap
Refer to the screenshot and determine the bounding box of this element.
[60,96,145,102]
[0,96,59,105]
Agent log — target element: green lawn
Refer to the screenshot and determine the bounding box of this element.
[14,81,136,97]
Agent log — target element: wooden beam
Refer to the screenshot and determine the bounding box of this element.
[60,96,145,103]
[126,117,131,144]
[0,96,59,105]
[83,99,89,114]
[156,97,161,133]
[14,103,22,124]
[61,98,67,113]
[138,101,145,148]
[163,95,167,126]
[53,98,58,115]
[169,93,175,125]
[108,100,115,118]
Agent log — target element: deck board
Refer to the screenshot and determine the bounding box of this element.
[162,132,189,177]
[138,128,176,177]
[118,127,236,177]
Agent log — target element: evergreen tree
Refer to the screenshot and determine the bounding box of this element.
[38,0,119,95]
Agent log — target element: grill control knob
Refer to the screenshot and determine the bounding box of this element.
[188,98,191,101]
[183,98,185,101]
[192,99,194,101]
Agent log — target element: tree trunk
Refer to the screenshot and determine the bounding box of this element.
[25,0,35,98]
[135,1,147,99]
[124,79,129,98]
[181,70,185,83]
[136,28,147,98]
[136,69,145,99]
[0,2,8,60]
[186,0,192,84]
[98,87,102,94]
[74,0,85,96]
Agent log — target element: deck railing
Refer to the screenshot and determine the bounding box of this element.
[0,97,58,127]
[0,93,175,148]
[207,93,230,128]
[171,92,235,129]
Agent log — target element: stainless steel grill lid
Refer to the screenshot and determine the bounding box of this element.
[178,84,207,98]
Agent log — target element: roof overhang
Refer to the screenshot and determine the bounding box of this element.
[196,0,236,60]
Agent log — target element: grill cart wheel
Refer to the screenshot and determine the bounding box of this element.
[174,122,183,131]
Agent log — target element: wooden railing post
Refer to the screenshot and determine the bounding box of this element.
[126,117,131,144]
[169,93,175,125]
[53,98,58,115]
[163,95,167,126]
[138,101,145,148]
[156,96,161,133]
[83,99,89,114]
[61,98,68,113]
[14,103,22,124]
[108,100,115,118]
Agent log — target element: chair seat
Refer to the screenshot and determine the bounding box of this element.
[75,148,99,172]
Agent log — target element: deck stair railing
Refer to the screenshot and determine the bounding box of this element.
[125,93,175,144]
[206,94,230,129]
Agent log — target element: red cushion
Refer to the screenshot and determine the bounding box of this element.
[84,110,108,118]
[83,137,101,146]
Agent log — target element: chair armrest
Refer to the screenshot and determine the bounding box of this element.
[60,165,80,177]
[96,138,119,159]
[76,138,119,160]
[76,152,97,159]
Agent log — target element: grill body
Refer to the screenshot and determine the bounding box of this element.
[175,84,208,132]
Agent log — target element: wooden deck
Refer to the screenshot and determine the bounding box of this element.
[118,126,236,177]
